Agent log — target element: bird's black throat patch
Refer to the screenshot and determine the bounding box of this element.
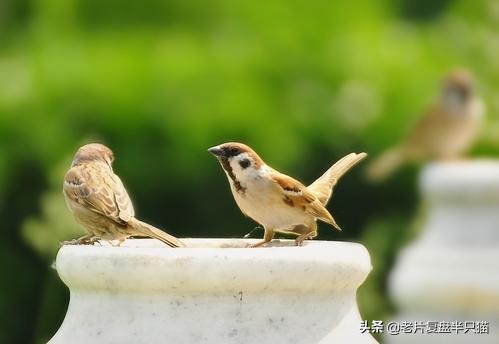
[220,157,246,194]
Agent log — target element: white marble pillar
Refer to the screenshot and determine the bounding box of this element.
[387,161,499,343]
[49,239,377,344]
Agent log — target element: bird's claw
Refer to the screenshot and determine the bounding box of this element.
[60,237,100,246]
[249,240,271,248]
[60,239,78,246]
[294,239,304,246]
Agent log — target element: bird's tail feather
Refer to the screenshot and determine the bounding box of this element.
[129,218,186,248]
[366,146,405,182]
[308,152,368,205]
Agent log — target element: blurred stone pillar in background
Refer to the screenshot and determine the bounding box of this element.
[386,161,499,344]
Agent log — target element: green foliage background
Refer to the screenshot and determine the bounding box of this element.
[1,0,498,342]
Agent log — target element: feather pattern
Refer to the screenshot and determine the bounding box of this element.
[271,172,339,229]
[64,163,134,225]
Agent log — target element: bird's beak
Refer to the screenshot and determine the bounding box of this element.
[208,146,225,157]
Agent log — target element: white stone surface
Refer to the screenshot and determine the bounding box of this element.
[49,239,377,344]
[387,161,499,343]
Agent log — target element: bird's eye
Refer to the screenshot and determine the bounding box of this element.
[239,158,251,169]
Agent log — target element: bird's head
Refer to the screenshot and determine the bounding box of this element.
[441,69,475,109]
[208,142,264,183]
[72,143,115,168]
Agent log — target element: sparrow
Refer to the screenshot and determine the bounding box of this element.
[208,142,367,247]
[367,68,484,181]
[62,143,185,247]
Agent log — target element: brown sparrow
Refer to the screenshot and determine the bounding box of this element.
[63,143,185,247]
[208,142,367,247]
[367,68,484,181]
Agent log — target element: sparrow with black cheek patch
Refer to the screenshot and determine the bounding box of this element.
[63,143,185,247]
[367,69,485,181]
[208,142,367,247]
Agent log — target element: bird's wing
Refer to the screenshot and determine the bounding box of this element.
[63,164,135,224]
[110,173,135,221]
[308,152,367,205]
[271,172,340,229]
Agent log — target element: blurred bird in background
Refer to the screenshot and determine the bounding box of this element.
[209,142,367,246]
[63,143,185,247]
[367,69,484,181]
